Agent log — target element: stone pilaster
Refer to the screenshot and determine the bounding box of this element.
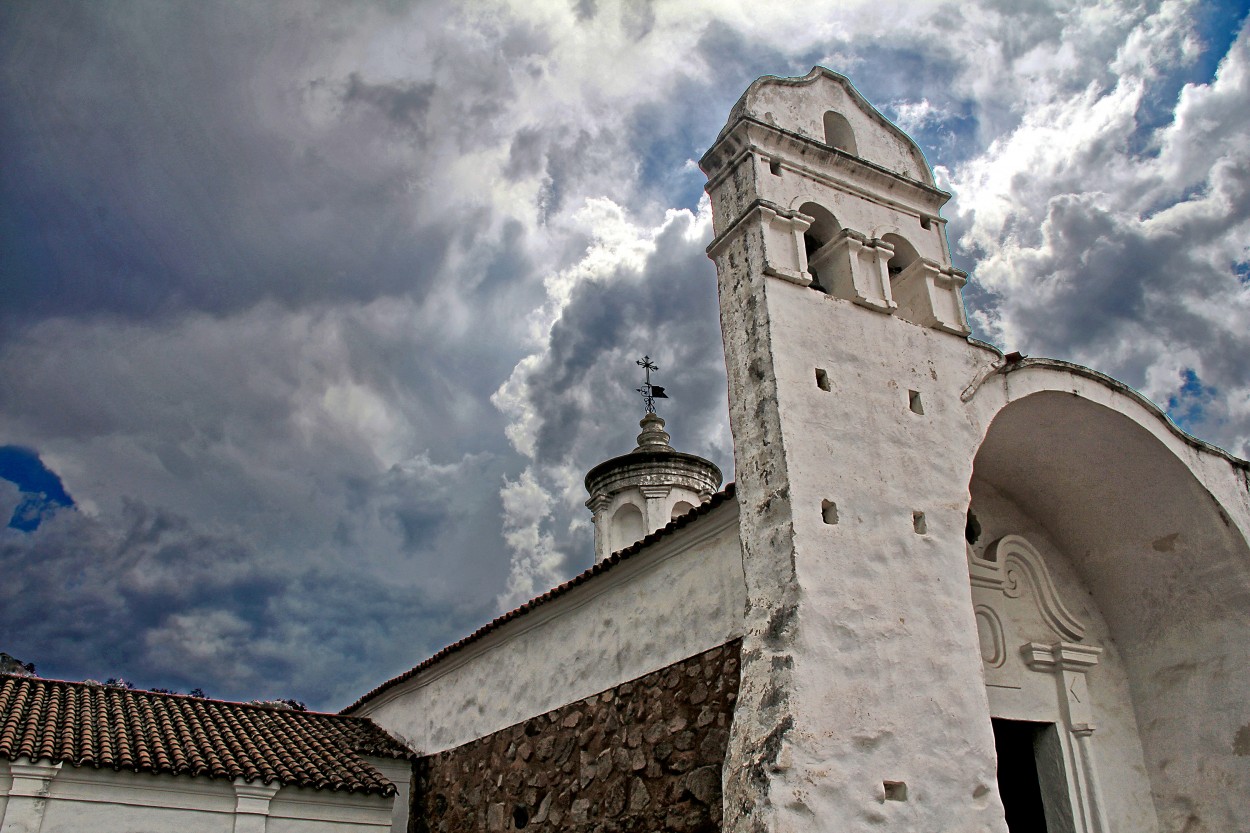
[231,779,280,833]
[1,759,61,833]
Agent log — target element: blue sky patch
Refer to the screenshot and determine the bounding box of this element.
[1129,1,1250,156]
[1166,368,1220,433]
[0,445,74,531]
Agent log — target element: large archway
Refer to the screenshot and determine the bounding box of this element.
[968,388,1250,832]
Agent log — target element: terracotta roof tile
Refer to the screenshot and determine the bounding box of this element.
[0,676,411,795]
[343,483,737,714]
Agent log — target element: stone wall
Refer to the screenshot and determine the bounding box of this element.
[412,641,741,833]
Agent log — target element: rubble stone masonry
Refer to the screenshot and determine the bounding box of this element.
[413,640,742,833]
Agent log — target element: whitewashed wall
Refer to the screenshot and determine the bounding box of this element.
[354,500,746,755]
[0,757,403,833]
[968,481,1160,832]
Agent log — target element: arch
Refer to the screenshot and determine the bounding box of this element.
[823,111,858,155]
[968,385,1250,830]
[671,500,695,521]
[880,232,919,279]
[610,503,645,553]
[798,201,839,291]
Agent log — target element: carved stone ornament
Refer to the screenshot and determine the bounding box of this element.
[970,534,1087,641]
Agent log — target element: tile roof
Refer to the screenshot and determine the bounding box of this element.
[343,483,737,714]
[0,675,411,795]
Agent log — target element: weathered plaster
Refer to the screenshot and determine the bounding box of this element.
[724,284,1001,831]
[702,65,1250,833]
[708,67,935,186]
[704,67,1005,832]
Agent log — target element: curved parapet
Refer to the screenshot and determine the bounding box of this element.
[706,66,936,187]
[981,534,1087,641]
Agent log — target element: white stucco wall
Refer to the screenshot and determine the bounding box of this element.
[704,64,1250,833]
[354,499,746,754]
[751,283,1005,830]
[0,757,399,833]
[0,763,9,826]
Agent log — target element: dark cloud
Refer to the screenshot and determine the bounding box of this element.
[0,461,508,710]
[506,128,549,181]
[0,2,509,333]
[975,187,1250,448]
[2,0,1246,707]
[343,73,437,131]
[532,218,725,468]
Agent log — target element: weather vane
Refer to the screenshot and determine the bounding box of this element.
[636,355,669,414]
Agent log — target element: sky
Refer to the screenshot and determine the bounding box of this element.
[2,0,1248,711]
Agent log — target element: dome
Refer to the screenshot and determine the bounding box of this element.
[584,413,722,563]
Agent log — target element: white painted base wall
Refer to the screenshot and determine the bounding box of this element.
[0,756,409,833]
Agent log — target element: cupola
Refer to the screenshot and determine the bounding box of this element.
[584,360,722,563]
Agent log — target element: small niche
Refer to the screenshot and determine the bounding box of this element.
[883,781,908,801]
[908,390,924,415]
[769,157,782,176]
[815,368,832,391]
[821,500,839,525]
[920,216,932,230]
[823,111,858,155]
[513,805,530,829]
[912,512,927,534]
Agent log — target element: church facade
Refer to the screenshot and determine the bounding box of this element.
[351,67,1250,833]
[4,68,1249,833]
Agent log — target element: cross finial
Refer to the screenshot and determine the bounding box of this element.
[635,355,668,414]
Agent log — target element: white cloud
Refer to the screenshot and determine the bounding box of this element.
[497,468,565,609]
[949,6,1250,454]
[888,98,948,133]
[490,198,715,609]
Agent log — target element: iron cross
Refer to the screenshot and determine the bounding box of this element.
[636,355,668,414]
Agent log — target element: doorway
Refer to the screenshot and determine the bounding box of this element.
[992,719,1074,833]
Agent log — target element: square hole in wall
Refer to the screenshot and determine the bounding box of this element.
[769,157,782,176]
[816,368,832,392]
[821,500,839,525]
[908,390,924,415]
[883,781,908,801]
[912,512,927,534]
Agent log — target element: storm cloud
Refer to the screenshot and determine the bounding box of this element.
[2,0,1246,709]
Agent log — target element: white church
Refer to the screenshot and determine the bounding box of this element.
[3,68,1248,833]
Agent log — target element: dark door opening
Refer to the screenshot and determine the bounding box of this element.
[992,718,1053,833]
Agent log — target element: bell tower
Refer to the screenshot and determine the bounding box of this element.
[701,68,1007,831]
